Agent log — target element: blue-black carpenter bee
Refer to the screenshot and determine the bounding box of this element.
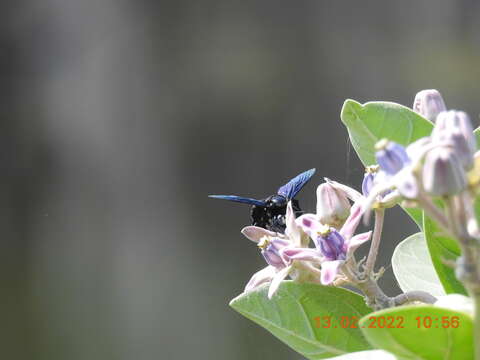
[209,168,315,233]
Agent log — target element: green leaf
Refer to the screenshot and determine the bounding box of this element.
[473,126,480,146]
[474,196,480,230]
[359,305,473,360]
[392,232,445,297]
[341,100,434,165]
[423,213,467,295]
[230,281,373,359]
[340,100,433,227]
[327,350,396,359]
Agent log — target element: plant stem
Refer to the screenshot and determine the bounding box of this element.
[446,195,480,360]
[343,259,437,310]
[355,278,393,310]
[417,192,450,231]
[392,291,437,306]
[343,261,393,310]
[364,209,385,276]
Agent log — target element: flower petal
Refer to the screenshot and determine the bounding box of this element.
[324,178,363,202]
[268,266,292,299]
[320,260,343,285]
[285,202,303,247]
[346,231,372,257]
[394,168,419,199]
[244,266,276,292]
[262,249,285,268]
[296,213,321,238]
[407,138,441,169]
[241,226,276,243]
[339,202,364,240]
[361,179,395,214]
[269,238,291,251]
[378,189,401,207]
[281,247,322,263]
[377,141,411,175]
[362,172,376,197]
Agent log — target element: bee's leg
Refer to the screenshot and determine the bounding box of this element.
[250,205,269,229]
[270,215,286,234]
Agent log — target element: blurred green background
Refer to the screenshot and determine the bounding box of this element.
[0,0,479,359]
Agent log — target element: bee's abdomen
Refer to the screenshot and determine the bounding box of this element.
[250,205,269,229]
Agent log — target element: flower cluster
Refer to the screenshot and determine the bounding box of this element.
[228,88,480,359]
[363,91,478,232]
[240,182,371,298]
[236,88,479,312]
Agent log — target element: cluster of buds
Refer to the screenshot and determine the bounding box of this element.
[363,90,478,213]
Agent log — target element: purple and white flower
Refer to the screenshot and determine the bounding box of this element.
[289,203,372,285]
[241,202,314,298]
[361,138,437,213]
[364,108,476,210]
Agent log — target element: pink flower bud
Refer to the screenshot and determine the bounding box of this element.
[412,89,446,122]
[316,183,351,228]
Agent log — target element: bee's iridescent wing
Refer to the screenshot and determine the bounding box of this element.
[277,168,316,200]
[208,195,267,207]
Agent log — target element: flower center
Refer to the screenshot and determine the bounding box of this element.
[375,138,389,151]
[318,224,331,237]
[257,236,270,250]
[365,165,380,174]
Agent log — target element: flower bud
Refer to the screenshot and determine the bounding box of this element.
[375,139,410,175]
[315,225,346,261]
[361,165,379,197]
[316,183,351,228]
[448,129,474,170]
[432,110,476,170]
[422,147,467,196]
[412,89,446,122]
